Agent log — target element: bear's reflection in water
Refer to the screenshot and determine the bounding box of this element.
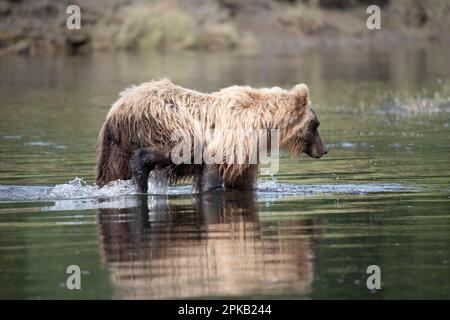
[97,192,325,299]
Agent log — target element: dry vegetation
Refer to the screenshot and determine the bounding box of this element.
[0,0,448,55]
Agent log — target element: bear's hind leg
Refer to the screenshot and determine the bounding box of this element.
[192,164,223,193]
[224,165,258,191]
[130,148,171,193]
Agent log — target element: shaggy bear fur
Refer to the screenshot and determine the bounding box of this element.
[95,79,327,193]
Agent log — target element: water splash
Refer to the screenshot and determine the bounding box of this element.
[0,177,137,202]
[49,177,136,199]
[0,176,420,204]
[374,82,450,116]
[147,169,169,195]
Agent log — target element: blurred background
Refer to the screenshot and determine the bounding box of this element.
[0,0,449,56]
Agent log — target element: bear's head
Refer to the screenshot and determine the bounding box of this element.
[283,84,328,159]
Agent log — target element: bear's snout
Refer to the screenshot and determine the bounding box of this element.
[305,130,328,159]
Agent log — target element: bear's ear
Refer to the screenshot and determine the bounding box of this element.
[292,84,309,97]
[292,83,310,107]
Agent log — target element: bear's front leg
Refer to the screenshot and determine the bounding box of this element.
[130,148,171,193]
[192,164,223,193]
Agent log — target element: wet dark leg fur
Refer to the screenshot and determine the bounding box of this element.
[224,165,258,191]
[130,148,171,193]
[192,164,223,193]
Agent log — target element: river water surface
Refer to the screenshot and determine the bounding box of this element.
[0,45,449,299]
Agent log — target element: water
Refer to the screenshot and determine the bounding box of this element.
[0,45,449,299]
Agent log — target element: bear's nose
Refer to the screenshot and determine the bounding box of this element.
[324,147,329,155]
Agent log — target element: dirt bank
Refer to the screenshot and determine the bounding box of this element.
[0,0,449,55]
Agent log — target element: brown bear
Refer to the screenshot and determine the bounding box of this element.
[95,79,327,193]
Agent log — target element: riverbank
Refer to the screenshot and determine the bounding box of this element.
[0,0,449,56]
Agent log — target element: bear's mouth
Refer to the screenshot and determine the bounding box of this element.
[307,153,322,159]
[304,147,328,159]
